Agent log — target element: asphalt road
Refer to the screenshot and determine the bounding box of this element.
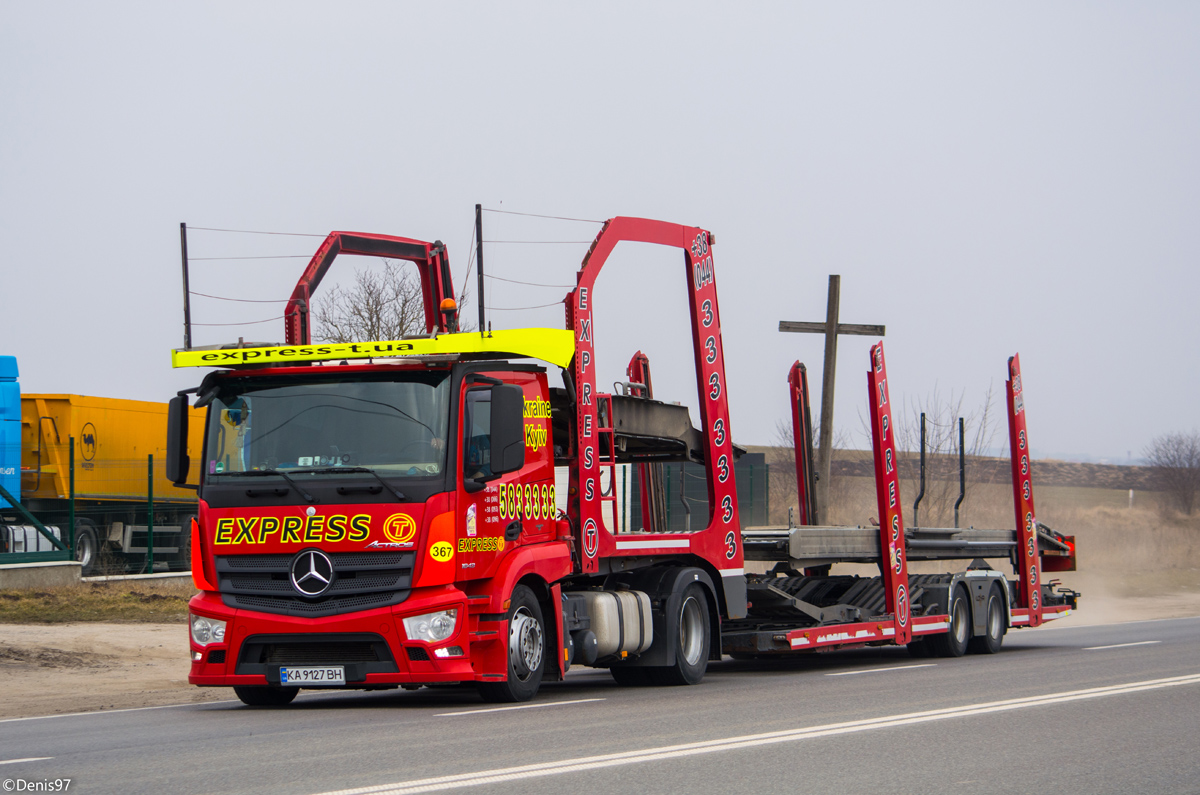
[3,616,1199,795]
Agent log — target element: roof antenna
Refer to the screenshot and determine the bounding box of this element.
[475,203,486,338]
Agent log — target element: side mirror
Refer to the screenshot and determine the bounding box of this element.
[166,395,190,485]
[489,384,526,476]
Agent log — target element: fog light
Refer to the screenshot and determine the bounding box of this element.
[402,609,458,643]
[192,651,202,661]
[433,646,464,658]
[190,614,227,647]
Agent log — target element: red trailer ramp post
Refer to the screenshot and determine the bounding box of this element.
[283,231,459,345]
[866,343,912,647]
[1007,354,1045,627]
[788,362,819,527]
[563,218,745,617]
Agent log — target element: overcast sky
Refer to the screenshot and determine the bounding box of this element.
[3,3,1197,462]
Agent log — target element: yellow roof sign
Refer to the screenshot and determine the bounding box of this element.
[172,328,576,369]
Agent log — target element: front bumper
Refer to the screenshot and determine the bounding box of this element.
[188,586,505,687]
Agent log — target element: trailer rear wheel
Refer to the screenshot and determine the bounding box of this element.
[74,520,99,577]
[234,686,298,706]
[928,585,970,658]
[649,583,710,686]
[967,584,1006,655]
[477,584,545,703]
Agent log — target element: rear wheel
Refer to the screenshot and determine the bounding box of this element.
[928,585,970,658]
[968,584,1006,654]
[477,584,545,703]
[649,583,711,686]
[234,686,298,706]
[73,519,99,577]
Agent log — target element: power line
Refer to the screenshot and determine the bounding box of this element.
[488,301,564,312]
[485,274,574,288]
[189,255,311,261]
[191,316,285,327]
[481,208,604,224]
[188,226,326,238]
[190,291,288,304]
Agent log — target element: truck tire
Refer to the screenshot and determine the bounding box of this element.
[74,520,99,577]
[234,686,298,706]
[649,583,710,686]
[928,585,970,658]
[967,583,1006,655]
[477,584,545,703]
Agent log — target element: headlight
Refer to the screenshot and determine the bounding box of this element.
[402,608,458,643]
[190,614,227,646]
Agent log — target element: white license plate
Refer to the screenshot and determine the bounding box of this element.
[280,666,345,685]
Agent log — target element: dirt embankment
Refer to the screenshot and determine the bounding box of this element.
[0,623,227,720]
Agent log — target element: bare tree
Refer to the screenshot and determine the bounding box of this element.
[312,260,473,342]
[1144,431,1200,515]
[894,385,999,528]
[767,416,852,525]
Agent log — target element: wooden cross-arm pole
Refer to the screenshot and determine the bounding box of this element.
[778,321,886,336]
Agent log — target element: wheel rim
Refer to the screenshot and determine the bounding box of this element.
[508,608,543,681]
[679,595,704,666]
[953,599,968,644]
[76,535,93,568]
[988,597,1003,639]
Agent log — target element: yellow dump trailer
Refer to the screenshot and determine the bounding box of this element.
[12,394,205,574]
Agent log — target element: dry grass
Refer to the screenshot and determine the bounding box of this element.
[0,578,196,624]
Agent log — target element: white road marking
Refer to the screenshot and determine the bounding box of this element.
[0,758,52,765]
[0,700,240,724]
[309,673,1200,795]
[1084,640,1162,651]
[826,664,936,677]
[435,698,604,717]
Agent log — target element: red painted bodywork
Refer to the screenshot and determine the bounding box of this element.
[283,231,458,345]
[1007,354,1043,627]
[787,361,818,526]
[563,218,743,584]
[189,215,749,689]
[866,342,912,646]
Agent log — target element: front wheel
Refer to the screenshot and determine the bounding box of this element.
[234,686,298,706]
[477,584,545,703]
[650,583,711,686]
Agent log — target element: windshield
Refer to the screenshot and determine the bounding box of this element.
[204,372,451,480]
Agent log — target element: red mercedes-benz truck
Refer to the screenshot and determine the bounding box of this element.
[170,220,1077,706]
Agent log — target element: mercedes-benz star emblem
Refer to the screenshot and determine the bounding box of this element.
[290,549,334,597]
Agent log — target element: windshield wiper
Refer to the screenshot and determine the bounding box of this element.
[299,467,407,501]
[229,468,317,503]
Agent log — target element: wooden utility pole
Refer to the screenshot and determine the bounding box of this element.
[779,275,885,519]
